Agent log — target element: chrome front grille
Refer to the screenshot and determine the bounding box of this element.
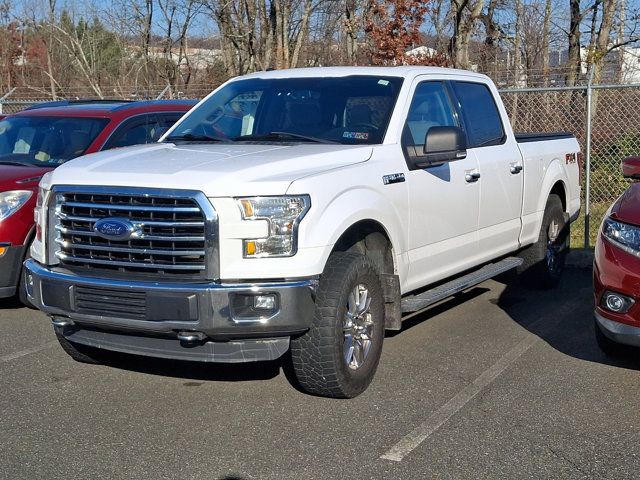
[51,187,218,279]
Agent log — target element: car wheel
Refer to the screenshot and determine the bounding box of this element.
[519,194,568,289]
[289,252,385,398]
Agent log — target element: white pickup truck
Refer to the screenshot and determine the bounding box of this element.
[25,67,581,398]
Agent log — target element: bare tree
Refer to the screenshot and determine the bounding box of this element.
[208,0,322,75]
[541,0,551,83]
[450,0,484,69]
[566,0,582,86]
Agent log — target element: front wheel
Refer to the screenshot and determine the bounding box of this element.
[289,252,385,398]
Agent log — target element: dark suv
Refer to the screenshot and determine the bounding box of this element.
[0,99,197,304]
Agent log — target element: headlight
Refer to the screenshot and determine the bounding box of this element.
[31,172,54,264]
[0,190,33,221]
[603,217,640,255]
[237,195,310,258]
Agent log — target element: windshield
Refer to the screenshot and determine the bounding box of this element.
[0,116,108,166]
[166,75,404,145]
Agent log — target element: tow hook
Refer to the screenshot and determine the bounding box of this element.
[51,317,75,328]
[177,331,207,344]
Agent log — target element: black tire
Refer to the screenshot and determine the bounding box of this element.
[55,331,103,365]
[290,252,385,398]
[518,194,568,289]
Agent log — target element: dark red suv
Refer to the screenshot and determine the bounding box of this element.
[0,99,196,304]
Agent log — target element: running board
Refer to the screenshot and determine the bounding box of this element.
[400,257,523,314]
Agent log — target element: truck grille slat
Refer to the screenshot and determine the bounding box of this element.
[54,226,206,242]
[63,201,201,213]
[57,212,204,228]
[54,238,205,257]
[56,252,206,271]
[53,190,214,278]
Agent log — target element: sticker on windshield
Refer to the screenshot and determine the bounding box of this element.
[343,131,369,140]
[378,79,390,86]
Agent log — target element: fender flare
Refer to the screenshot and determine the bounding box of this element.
[299,186,407,279]
[529,159,568,241]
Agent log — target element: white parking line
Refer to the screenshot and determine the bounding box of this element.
[380,333,540,462]
[0,341,57,363]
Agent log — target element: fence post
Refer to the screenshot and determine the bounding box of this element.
[0,87,16,115]
[156,84,171,100]
[584,68,594,248]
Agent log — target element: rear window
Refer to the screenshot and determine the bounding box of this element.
[452,82,505,148]
[0,116,107,165]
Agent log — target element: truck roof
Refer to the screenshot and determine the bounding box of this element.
[238,66,490,81]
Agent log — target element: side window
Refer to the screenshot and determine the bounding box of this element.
[403,81,457,146]
[105,115,162,149]
[154,113,185,141]
[451,81,504,148]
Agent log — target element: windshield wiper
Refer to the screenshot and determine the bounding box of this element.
[165,133,229,143]
[0,160,39,167]
[235,131,338,144]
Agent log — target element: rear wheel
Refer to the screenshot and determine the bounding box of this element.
[519,194,568,289]
[290,252,385,398]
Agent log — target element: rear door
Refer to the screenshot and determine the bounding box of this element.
[451,80,524,261]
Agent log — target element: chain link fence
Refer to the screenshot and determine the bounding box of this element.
[0,84,216,114]
[501,83,640,248]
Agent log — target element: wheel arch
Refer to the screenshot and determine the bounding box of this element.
[331,219,396,276]
[549,180,567,212]
[329,218,403,331]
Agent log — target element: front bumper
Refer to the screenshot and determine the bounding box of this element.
[0,243,26,298]
[593,232,640,329]
[595,311,640,348]
[25,259,317,362]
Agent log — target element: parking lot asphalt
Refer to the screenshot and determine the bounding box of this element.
[2,266,640,480]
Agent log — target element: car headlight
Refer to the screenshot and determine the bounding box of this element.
[0,190,33,221]
[237,195,310,258]
[603,217,640,255]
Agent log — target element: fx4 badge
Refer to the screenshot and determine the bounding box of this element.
[383,173,405,185]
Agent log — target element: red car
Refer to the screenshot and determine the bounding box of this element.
[594,156,640,354]
[0,99,196,304]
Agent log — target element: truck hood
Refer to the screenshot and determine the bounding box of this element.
[0,164,52,191]
[49,143,373,196]
[610,183,640,227]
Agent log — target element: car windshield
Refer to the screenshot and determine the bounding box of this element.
[165,75,404,145]
[0,116,108,166]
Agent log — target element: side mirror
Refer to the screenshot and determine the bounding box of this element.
[621,156,640,179]
[409,126,467,169]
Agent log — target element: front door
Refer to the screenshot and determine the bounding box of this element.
[403,79,480,292]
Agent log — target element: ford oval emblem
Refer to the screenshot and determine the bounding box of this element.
[93,218,141,241]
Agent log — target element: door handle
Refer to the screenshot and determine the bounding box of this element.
[465,172,481,183]
[510,164,523,174]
